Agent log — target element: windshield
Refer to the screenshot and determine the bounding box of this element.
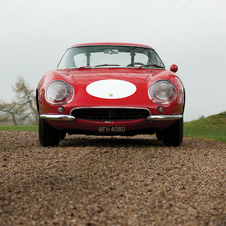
[57,45,165,69]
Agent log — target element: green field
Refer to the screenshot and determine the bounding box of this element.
[1,112,226,143]
[184,112,226,143]
[0,125,38,131]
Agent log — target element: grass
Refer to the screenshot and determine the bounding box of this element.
[1,112,226,143]
[0,125,38,131]
[184,112,226,143]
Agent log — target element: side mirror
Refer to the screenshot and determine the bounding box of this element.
[170,64,178,73]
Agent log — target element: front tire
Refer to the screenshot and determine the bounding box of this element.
[162,117,183,146]
[156,132,162,141]
[39,116,60,147]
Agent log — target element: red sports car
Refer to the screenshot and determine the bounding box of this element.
[36,43,185,146]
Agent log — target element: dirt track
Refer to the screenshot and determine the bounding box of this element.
[0,131,225,225]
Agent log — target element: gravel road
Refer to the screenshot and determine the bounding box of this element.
[0,131,225,225]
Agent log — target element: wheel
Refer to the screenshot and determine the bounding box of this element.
[60,131,66,140]
[162,117,183,146]
[39,116,60,146]
[156,132,162,141]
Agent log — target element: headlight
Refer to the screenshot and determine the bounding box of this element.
[149,80,177,104]
[46,80,74,104]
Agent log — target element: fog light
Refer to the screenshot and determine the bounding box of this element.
[157,106,164,113]
[58,106,65,113]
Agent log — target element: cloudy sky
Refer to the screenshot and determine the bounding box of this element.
[1,0,226,122]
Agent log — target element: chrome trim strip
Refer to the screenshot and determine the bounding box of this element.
[40,114,76,121]
[146,115,182,121]
[40,113,182,122]
[70,106,151,115]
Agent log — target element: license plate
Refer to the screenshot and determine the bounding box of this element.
[99,126,126,133]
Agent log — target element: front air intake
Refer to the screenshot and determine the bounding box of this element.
[71,108,150,121]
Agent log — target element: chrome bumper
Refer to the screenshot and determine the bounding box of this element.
[40,114,76,121]
[40,114,182,122]
[146,115,183,121]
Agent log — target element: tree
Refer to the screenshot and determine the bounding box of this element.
[12,76,38,124]
[0,76,38,125]
[0,100,27,125]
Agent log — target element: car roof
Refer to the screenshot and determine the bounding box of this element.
[70,43,153,49]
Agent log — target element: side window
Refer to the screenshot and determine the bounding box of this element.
[149,50,164,67]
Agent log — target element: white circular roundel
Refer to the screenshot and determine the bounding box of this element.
[86,79,137,99]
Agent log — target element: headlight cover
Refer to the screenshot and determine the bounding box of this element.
[149,80,177,104]
[46,80,74,104]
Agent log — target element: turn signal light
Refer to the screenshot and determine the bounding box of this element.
[157,106,164,113]
[58,106,65,113]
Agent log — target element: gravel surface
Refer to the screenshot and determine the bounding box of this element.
[0,131,225,226]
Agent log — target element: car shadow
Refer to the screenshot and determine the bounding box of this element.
[60,134,164,148]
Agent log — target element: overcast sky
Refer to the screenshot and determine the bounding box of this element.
[1,0,226,122]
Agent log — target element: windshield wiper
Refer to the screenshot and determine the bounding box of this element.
[78,65,92,70]
[94,64,120,67]
[137,64,165,69]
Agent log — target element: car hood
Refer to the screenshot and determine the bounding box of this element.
[71,69,150,85]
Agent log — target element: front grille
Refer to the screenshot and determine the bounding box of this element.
[71,108,150,121]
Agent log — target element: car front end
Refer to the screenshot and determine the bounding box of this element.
[37,43,185,146]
